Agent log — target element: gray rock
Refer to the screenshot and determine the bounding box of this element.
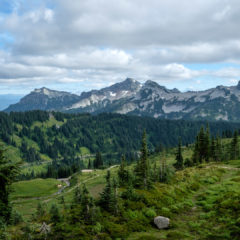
[154,216,170,229]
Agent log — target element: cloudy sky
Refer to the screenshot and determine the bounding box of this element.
[1,0,240,94]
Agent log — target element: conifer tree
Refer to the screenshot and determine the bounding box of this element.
[192,135,200,165]
[111,178,118,216]
[71,184,96,224]
[0,146,19,223]
[174,138,184,170]
[121,180,136,201]
[99,171,119,215]
[99,170,113,211]
[230,131,239,160]
[215,135,222,161]
[81,184,94,223]
[118,155,128,186]
[192,126,211,164]
[210,136,217,161]
[134,130,150,189]
[159,153,165,182]
[198,126,206,163]
[94,152,103,169]
[204,125,211,162]
[88,159,92,169]
[73,186,82,205]
[159,150,173,182]
[152,160,158,181]
[50,204,61,223]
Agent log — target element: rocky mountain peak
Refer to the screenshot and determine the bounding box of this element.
[118,77,140,89]
[125,77,136,83]
[4,78,240,121]
[32,87,74,98]
[144,80,159,87]
[33,87,53,95]
[144,80,170,93]
[102,78,141,93]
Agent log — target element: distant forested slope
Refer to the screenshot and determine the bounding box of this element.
[1,111,240,164]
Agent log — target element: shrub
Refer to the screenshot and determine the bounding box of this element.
[160,207,171,217]
[92,222,102,234]
[143,208,156,218]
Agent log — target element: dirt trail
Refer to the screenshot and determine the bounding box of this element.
[13,165,119,204]
[217,166,240,170]
[56,165,118,195]
[204,165,240,171]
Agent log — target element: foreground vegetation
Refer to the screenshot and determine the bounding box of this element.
[0,111,240,239]
[4,158,240,239]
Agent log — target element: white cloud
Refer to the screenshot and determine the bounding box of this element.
[0,0,240,93]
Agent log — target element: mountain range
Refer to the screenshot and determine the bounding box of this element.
[4,78,240,121]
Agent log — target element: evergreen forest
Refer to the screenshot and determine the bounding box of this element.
[0,111,240,239]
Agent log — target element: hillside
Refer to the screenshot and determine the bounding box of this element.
[1,111,240,179]
[1,111,240,239]
[5,78,240,121]
[5,137,240,240]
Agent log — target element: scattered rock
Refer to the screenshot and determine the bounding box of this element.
[154,216,170,229]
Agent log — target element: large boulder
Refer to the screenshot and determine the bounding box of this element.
[154,216,170,229]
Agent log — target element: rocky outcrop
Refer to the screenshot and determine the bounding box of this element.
[154,216,170,229]
[5,79,240,121]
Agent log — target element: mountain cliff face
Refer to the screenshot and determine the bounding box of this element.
[5,87,80,112]
[5,78,240,121]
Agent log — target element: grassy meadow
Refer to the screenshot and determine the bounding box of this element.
[8,143,240,239]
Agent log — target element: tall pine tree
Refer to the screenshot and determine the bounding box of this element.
[192,126,211,164]
[134,130,151,189]
[204,124,211,162]
[210,136,217,161]
[0,146,19,223]
[174,138,184,170]
[94,152,103,169]
[230,131,239,160]
[118,155,128,186]
[99,170,113,211]
[215,135,222,161]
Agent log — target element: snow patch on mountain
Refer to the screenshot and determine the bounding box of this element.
[216,113,228,121]
[109,92,116,97]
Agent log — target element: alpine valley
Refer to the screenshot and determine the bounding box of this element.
[5,78,240,121]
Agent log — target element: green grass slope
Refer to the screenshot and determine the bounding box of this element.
[9,146,240,239]
[11,178,63,200]
[128,162,240,240]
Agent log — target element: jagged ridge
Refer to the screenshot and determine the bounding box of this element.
[4,79,240,121]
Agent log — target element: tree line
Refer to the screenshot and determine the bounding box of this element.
[1,111,240,166]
